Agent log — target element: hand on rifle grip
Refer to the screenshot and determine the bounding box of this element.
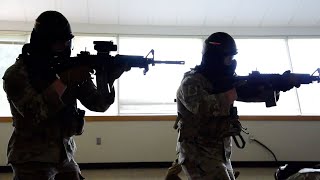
[109,62,131,82]
[280,70,300,91]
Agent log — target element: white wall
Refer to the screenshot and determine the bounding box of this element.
[1,119,320,166]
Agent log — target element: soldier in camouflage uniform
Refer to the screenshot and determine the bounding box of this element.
[2,11,128,180]
[165,32,295,180]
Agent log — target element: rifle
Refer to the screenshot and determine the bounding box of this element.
[68,41,185,74]
[235,70,320,90]
[234,69,320,107]
[53,41,185,92]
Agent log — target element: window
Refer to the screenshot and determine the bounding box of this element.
[1,33,320,117]
[118,37,203,114]
[288,38,320,115]
[0,34,26,117]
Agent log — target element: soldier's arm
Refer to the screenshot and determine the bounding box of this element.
[178,76,206,114]
[75,63,130,112]
[3,65,66,121]
[76,79,114,112]
[178,76,222,117]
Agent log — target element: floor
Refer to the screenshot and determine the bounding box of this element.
[0,167,277,180]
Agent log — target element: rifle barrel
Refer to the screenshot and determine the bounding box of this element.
[309,76,320,81]
[152,60,185,65]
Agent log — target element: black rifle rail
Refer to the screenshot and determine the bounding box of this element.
[53,51,185,75]
[51,41,185,75]
[235,70,320,89]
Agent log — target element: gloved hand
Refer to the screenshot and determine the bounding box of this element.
[278,70,300,92]
[59,66,93,86]
[108,62,131,83]
[165,159,182,180]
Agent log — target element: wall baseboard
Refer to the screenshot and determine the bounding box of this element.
[1,161,319,173]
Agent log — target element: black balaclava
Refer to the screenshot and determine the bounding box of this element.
[196,32,238,92]
[25,10,74,70]
[22,11,74,92]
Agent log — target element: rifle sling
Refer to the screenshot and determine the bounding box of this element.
[232,134,246,149]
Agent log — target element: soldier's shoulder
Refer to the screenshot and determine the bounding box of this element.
[4,61,24,75]
[182,70,205,85]
[2,60,26,81]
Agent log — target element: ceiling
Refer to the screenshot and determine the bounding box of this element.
[1,0,320,28]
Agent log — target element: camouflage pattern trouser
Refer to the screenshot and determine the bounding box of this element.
[181,158,235,180]
[165,158,183,180]
[177,139,235,180]
[10,159,84,180]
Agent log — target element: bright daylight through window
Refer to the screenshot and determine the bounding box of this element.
[0,35,319,116]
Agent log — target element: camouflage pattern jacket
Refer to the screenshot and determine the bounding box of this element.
[2,57,114,164]
[176,69,238,168]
